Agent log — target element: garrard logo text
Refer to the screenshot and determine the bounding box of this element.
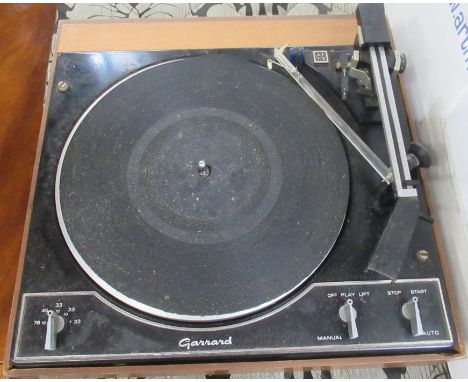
[178,336,233,350]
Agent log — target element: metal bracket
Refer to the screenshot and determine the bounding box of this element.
[270,46,392,184]
[369,45,417,198]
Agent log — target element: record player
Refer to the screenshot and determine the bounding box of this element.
[4,4,464,377]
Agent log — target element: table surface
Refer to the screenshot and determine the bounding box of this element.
[0,4,56,361]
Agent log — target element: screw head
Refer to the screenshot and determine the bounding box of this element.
[57,80,69,92]
[416,250,429,262]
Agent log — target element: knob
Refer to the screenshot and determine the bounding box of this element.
[44,310,65,351]
[402,296,424,337]
[408,142,431,170]
[339,299,359,339]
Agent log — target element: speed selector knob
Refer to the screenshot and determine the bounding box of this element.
[402,296,424,337]
[44,310,65,351]
[339,299,359,339]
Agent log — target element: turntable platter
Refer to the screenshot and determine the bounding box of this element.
[56,54,349,322]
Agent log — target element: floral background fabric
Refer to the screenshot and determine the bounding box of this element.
[57,3,358,19]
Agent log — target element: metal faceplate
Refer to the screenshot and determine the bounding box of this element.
[14,279,453,364]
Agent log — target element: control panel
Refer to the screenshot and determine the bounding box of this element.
[309,279,452,347]
[13,279,453,365]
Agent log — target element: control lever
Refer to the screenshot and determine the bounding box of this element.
[402,297,424,337]
[339,299,359,339]
[407,142,432,170]
[44,310,65,351]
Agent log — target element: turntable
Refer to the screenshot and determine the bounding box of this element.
[4,5,464,377]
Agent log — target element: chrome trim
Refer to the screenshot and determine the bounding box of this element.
[378,46,413,184]
[369,46,403,190]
